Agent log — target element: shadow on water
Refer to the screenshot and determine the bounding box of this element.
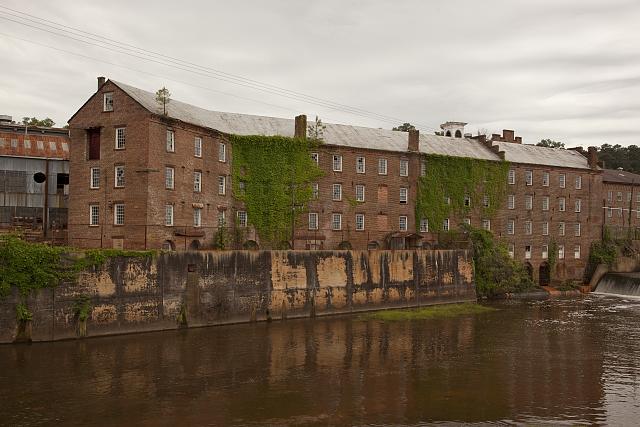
[1,297,640,426]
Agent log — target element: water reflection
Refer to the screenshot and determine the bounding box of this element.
[2,296,639,425]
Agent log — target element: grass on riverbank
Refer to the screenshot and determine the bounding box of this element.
[359,303,496,321]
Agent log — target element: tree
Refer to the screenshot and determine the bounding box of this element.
[155,87,171,115]
[537,139,565,149]
[21,117,55,127]
[392,122,416,132]
[307,116,326,140]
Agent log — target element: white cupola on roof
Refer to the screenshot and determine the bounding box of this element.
[440,121,467,138]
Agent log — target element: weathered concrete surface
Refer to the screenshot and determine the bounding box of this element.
[0,249,475,343]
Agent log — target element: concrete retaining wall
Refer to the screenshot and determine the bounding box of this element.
[0,249,475,343]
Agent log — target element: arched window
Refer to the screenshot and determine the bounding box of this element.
[455,130,462,138]
[445,130,452,137]
[189,240,201,250]
[162,240,175,251]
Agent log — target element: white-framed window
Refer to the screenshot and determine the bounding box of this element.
[559,245,565,259]
[312,183,319,199]
[507,219,515,235]
[114,165,125,188]
[542,171,549,186]
[575,223,581,237]
[217,210,226,227]
[89,205,100,226]
[575,199,581,213]
[115,127,125,149]
[399,187,408,204]
[608,191,613,202]
[399,159,409,177]
[508,169,515,185]
[419,218,428,233]
[378,158,387,175]
[194,171,202,192]
[628,192,633,202]
[559,221,565,236]
[542,245,549,259]
[103,92,113,112]
[617,207,622,217]
[194,137,202,158]
[114,203,125,225]
[525,220,532,235]
[237,211,247,228]
[464,195,471,207]
[525,245,532,259]
[444,196,451,205]
[483,195,490,207]
[617,192,623,202]
[508,243,515,259]
[542,196,549,211]
[356,213,365,231]
[559,197,566,212]
[637,209,640,219]
[332,184,342,201]
[525,170,533,186]
[332,155,342,172]
[310,152,318,165]
[355,184,365,202]
[308,212,318,230]
[193,208,202,227]
[525,195,533,210]
[218,176,226,195]
[332,213,342,230]
[636,193,640,203]
[482,219,491,231]
[508,194,515,209]
[218,143,226,162]
[443,218,450,231]
[463,218,471,226]
[356,156,366,173]
[575,175,582,190]
[542,221,549,236]
[166,129,175,152]
[165,167,175,189]
[399,215,408,231]
[420,161,427,177]
[574,245,581,259]
[607,207,612,218]
[90,167,100,189]
[165,204,174,226]
[559,174,566,189]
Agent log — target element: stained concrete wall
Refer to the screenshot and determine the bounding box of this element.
[0,249,475,343]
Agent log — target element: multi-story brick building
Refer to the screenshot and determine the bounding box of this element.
[67,77,602,283]
[602,168,640,236]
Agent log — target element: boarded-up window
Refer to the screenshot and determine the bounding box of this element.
[376,214,388,231]
[88,129,100,160]
[377,184,388,203]
[112,238,124,249]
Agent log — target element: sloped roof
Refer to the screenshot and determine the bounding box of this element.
[0,129,69,160]
[494,142,590,170]
[602,168,640,184]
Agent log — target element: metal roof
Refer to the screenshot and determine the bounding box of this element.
[0,130,69,160]
[602,168,640,184]
[494,142,591,170]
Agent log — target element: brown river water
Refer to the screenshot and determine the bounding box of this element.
[1,295,640,426]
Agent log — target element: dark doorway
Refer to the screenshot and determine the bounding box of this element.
[88,129,101,160]
[539,262,550,286]
[524,262,533,280]
[189,240,201,250]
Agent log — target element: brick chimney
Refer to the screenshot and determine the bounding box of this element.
[97,76,106,89]
[294,114,307,139]
[502,129,515,142]
[588,146,598,170]
[408,129,419,152]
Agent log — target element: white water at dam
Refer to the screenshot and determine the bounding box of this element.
[595,272,640,297]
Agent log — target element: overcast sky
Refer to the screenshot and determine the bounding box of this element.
[1,0,639,147]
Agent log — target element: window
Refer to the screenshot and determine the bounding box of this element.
[507,219,515,235]
[617,192,623,202]
[525,195,533,210]
[218,176,226,195]
[608,191,613,202]
[559,222,565,236]
[464,195,471,207]
[542,196,549,211]
[311,152,318,164]
[420,218,428,233]
[333,155,342,172]
[115,127,125,149]
[332,213,342,230]
[637,209,640,219]
[482,219,491,231]
[463,218,471,226]
[356,156,365,173]
[194,171,202,192]
[114,203,125,225]
[356,213,365,231]
[508,194,515,210]
[575,199,581,213]
[312,183,319,199]
[574,245,581,259]
[607,207,612,217]
[575,223,581,237]
[399,159,409,177]
[444,196,451,205]
[542,172,549,186]
[193,208,202,227]
[618,207,623,217]
[483,195,490,207]
[308,213,318,230]
[165,204,174,226]
[194,137,202,157]
[443,218,450,231]
[508,169,515,185]
[378,158,387,175]
[166,129,175,152]
[218,143,226,162]
[628,192,633,202]
[165,167,175,189]
[525,245,532,259]
[559,245,565,259]
[90,167,100,189]
[356,185,365,202]
[400,187,408,204]
[559,174,566,188]
[542,221,549,236]
[636,193,640,203]
[559,197,566,212]
[508,243,515,259]
[542,245,549,259]
[114,165,124,188]
[332,184,342,201]
[399,215,408,231]
[103,92,113,111]
[89,205,100,226]
[237,211,247,228]
[575,176,582,190]
[525,220,532,235]
[525,170,533,186]
[420,161,427,177]
[217,210,226,227]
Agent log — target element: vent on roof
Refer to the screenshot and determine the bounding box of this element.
[440,121,467,138]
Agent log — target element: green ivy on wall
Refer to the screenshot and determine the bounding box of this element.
[416,154,510,232]
[230,135,323,247]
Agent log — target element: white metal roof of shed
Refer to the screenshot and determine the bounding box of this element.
[494,142,591,170]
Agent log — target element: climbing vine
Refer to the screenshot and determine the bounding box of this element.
[416,154,510,232]
[230,135,323,247]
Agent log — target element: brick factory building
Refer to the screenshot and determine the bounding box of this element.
[602,168,640,237]
[67,77,604,283]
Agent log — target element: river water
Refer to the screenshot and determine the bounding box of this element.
[1,295,640,426]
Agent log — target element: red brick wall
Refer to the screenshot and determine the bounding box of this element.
[603,182,640,229]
